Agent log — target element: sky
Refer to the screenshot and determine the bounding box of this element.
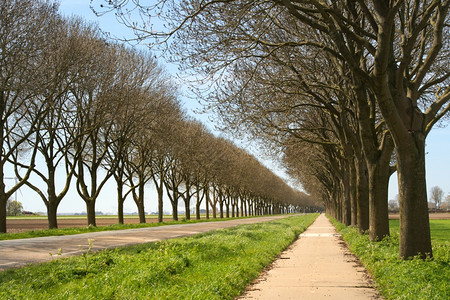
[9,1,450,214]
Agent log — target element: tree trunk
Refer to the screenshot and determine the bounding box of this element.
[136,182,146,223]
[171,198,178,221]
[154,173,164,223]
[368,162,390,241]
[356,154,370,232]
[86,200,96,227]
[349,162,357,226]
[341,172,351,226]
[205,188,210,219]
[196,202,201,219]
[157,185,164,223]
[219,197,224,218]
[231,201,235,217]
[0,193,7,233]
[45,168,61,229]
[117,183,124,225]
[137,200,146,224]
[184,196,191,220]
[397,136,432,259]
[47,199,58,229]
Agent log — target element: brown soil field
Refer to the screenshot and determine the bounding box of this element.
[389,212,450,220]
[5,213,449,234]
[6,217,174,233]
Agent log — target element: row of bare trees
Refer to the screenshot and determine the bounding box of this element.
[0,0,316,233]
[97,0,450,258]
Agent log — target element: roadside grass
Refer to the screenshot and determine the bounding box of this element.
[0,215,264,241]
[331,218,450,300]
[0,214,318,299]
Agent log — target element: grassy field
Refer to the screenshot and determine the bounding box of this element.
[389,219,449,242]
[0,214,318,299]
[332,218,450,299]
[1,215,260,241]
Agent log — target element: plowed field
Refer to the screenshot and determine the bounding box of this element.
[388,212,449,220]
[6,217,173,233]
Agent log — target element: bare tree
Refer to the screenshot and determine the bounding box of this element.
[0,0,58,232]
[430,186,444,210]
[444,194,450,211]
[104,46,177,224]
[17,17,92,229]
[68,30,122,227]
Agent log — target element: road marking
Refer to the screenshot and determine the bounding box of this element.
[300,233,337,237]
[0,261,19,266]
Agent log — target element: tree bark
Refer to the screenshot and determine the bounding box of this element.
[153,171,165,223]
[137,199,146,224]
[184,195,191,220]
[171,195,178,221]
[0,193,7,233]
[205,187,210,219]
[157,184,164,223]
[368,162,390,241]
[133,181,146,224]
[341,171,351,226]
[172,201,178,221]
[356,156,370,232]
[219,193,224,218]
[349,162,357,226]
[86,200,96,227]
[46,198,59,229]
[397,135,432,259]
[117,182,124,224]
[231,200,235,218]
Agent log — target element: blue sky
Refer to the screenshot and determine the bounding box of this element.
[11,1,450,214]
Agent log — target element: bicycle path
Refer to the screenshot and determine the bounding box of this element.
[0,215,288,271]
[238,214,381,299]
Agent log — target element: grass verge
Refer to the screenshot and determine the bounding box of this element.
[330,217,450,300]
[1,215,265,241]
[0,214,318,299]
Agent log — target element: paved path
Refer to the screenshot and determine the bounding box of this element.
[239,214,380,299]
[0,215,288,271]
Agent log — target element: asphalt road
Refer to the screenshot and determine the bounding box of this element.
[0,215,289,271]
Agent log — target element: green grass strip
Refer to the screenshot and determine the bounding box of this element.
[0,214,318,299]
[330,217,450,300]
[1,215,265,241]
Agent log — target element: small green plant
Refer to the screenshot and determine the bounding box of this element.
[49,248,62,258]
[80,239,95,274]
